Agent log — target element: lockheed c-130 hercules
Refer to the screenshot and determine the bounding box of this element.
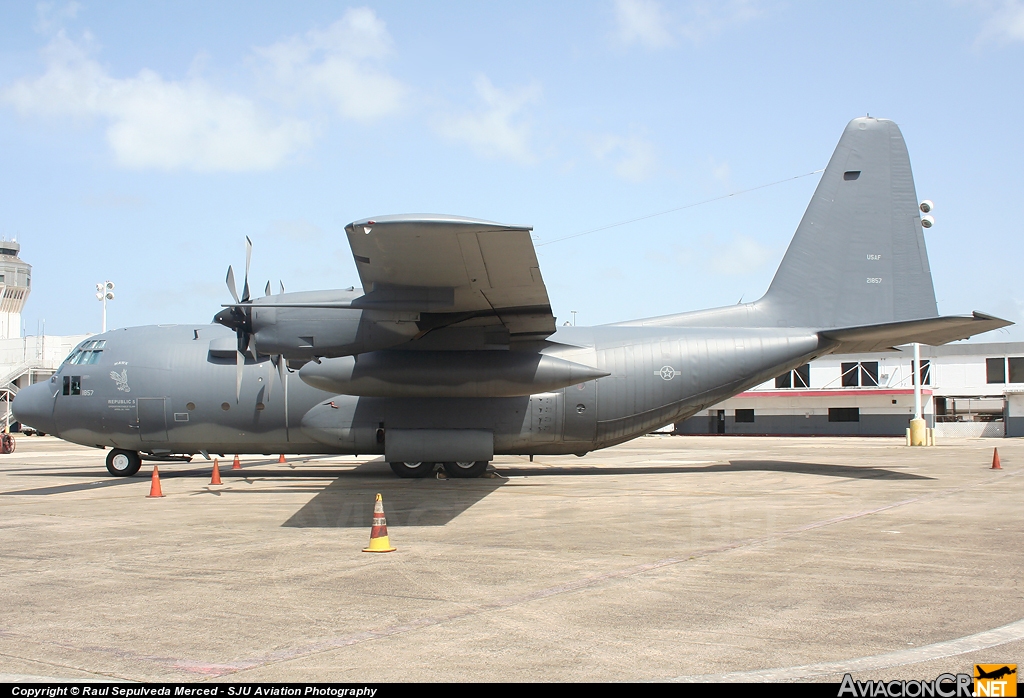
[12,117,1012,478]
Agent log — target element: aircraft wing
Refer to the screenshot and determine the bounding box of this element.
[818,312,1011,353]
[344,215,555,341]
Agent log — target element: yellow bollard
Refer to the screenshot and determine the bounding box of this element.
[909,418,926,446]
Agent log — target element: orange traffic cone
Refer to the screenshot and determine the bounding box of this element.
[210,458,222,485]
[362,493,397,553]
[991,448,1002,470]
[278,454,286,464]
[147,465,165,498]
[232,454,241,470]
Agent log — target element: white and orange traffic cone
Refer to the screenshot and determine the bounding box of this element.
[992,448,1003,470]
[147,465,165,498]
[210,458,222,485]
[232,454,241,470]
[362,493,397,553]
[278,454,286,464]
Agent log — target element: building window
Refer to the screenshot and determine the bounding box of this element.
[860,361,879,387]
[735,409,755,423]
[841,362,859,387]
[828,407,860,422]
[775,364,811,389]
[841,362,877,387]
[1009,358,1024,383]
[986,358,1006,384]
[911,359,931,386]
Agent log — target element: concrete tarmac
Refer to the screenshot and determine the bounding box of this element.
[0,435,1021,683]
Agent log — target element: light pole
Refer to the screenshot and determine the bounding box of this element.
[96,281,114,333]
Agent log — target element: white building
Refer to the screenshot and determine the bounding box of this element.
[675,341,1024,438]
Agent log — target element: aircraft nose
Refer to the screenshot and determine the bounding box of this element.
[12,380,57,435]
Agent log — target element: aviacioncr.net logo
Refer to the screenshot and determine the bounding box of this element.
[839,673,973,698]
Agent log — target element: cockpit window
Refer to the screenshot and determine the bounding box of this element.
[64,340,106,366]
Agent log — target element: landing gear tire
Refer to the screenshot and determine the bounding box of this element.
[442,461,488,478]
[106,449,142,477]
[389,461,435,478]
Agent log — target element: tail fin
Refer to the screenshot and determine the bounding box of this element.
[759,117,938,328]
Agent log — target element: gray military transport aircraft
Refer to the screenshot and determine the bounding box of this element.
[12,117,1011,478]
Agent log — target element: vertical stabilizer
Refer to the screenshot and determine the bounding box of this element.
[760,117,938,328]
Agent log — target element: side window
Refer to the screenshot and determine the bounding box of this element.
[775,364,810,388]
[1009,357,1024,383]
[735,409,755,423]
[61,375,83,396]
[860,362,879,387]
[911,359,931,386]
[987,358,1006,384]
[829,407,860,422]
[793,364,810,388]
[841,362,859,387]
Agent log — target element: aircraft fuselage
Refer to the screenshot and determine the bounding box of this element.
[16,322,823,457]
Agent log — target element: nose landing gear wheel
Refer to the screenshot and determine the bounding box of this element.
[389,461,435,478]
[106,449,142,477]
[441,461,488,478]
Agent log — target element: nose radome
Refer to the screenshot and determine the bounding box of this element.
[12,381,56,435]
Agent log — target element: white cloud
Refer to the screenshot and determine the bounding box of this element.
[34,1,81,34]
[614,0,764,49]
[614,0,674,48]
[3,32,313,171]
[710,235,773,275]
[975,0,1024,43]
[592,134,658,181]
[253,7,405,120]
[435,75,541,164]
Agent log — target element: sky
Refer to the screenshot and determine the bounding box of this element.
[0,1,1022,341]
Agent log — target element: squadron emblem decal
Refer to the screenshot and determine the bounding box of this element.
[656,366,681,381]
[110,369,130,393]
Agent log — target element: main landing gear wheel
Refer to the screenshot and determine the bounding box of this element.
[389,461,435,478]
[442,461,488,478]
[106,449,142,477]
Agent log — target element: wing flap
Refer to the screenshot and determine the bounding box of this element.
[346,214,555,341]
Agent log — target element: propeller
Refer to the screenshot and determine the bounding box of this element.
[213,237,255,402]
[213,239,293,407]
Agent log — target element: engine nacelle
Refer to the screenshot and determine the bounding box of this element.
[216,289,421,359]
[298,350,609,397]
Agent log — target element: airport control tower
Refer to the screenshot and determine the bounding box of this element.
[0,241,31,339]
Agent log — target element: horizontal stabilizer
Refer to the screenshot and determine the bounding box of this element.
[818,312,1011,353]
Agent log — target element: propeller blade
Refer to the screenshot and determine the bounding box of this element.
[265,280,271,297]
[279,280,285,295]
[226,266,239,303]
[235,350,244,403]
[280,355,289,434]
[265,356,275,403]
[241,236,252,302]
